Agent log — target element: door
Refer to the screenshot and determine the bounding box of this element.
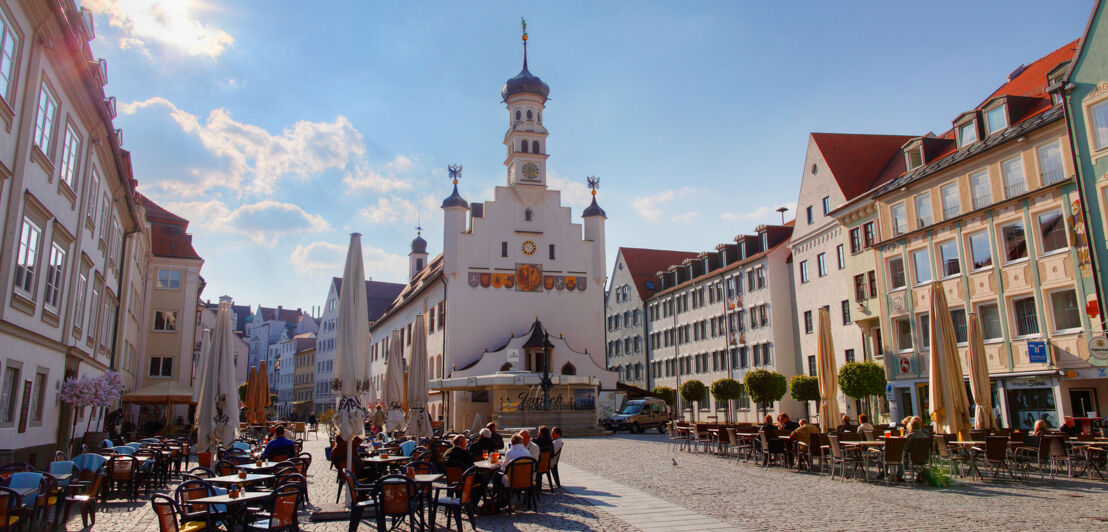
[915,383,931,425]
[1069,389,1098,417]
[897,388,913,422]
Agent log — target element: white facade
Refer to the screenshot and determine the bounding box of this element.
[315,283,338,412]
[604,251,648,387]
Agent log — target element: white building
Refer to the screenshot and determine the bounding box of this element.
[370,30,617,433]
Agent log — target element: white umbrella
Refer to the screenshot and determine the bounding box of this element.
[816,307,841,429]
[384,329,406,433]
[192,329,212,406]
[333,233,371,469]
[406,314,432,439]
[195,301,239,452]
[929,283,972,439]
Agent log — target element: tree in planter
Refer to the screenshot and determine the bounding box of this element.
[789,375,820,421]
[238,383,248,403]
[710,379,743,423]
[743,369,787,419]
[679,380,707,421]
[838,361,886,418]
[652,386,675,408]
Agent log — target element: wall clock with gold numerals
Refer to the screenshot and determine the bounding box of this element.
[521,240,536,255]
[522,162,539,180]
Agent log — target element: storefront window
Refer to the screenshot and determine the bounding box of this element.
[1007,383,1056,430]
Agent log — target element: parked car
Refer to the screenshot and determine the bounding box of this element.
[604,398,669,433]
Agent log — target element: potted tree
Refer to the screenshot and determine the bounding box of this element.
[837,361,887,419]
[789,375,820,421]
[743,369,787,419]
[710,379,743,423]
[679,380,706,421]
[652,386,675,412]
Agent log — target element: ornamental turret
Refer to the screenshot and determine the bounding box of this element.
[503,19,550,187]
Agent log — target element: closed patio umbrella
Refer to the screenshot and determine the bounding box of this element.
[406,314,432,439]
[195,301,239,452]
[255,360,270,423]
[333,233,372,470]
[928,282,972,439]
[966,312,997,430]
[816,307,841,429]
[384,329,406,433]
[244,366,258,424]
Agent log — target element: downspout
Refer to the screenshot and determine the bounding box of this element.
[440,277,449,430]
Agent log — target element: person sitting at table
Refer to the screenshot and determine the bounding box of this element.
[331,435,371,481]
[905,418,928,441]
[500,434,531,472]
[487,422,505,450]
[520,429,541,459]
[534,426,555,454]
[260,425,296,461]
[776,413,799,432]
[759,415,779,437]
[550,427,564,488]
[856,414,874,434]
[836,414,857,433]
[790,419,819,442]
[1059,416,1081,437]
[443,434,475,470]
[469,428,498,460]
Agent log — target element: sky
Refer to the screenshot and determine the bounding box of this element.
[82,0,1096,312]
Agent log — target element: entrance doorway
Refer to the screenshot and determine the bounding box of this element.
[1069,388,1099,417]
[915,383,931,425]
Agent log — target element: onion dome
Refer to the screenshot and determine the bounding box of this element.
[410,234,427,254]
[501,24,549,101]
[583,197,606,218]
[441,183,469,210]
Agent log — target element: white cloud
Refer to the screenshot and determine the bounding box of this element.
[721,201,798,223]
[85,0,234,59]
[547,172,592,210]
[122,97,365,196]
[166,199,330,246]
[359,197,418,224]
[671,211,699,223]
[289,240,407,280]
[342,164,411,194]
[632,188,693,221]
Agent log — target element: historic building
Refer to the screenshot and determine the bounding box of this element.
[293,340,315,418]
[868,41,1104,429]
[646,223,802,423]
[370,28,617,434]
[792,133,912,421]
[605,247,696,389]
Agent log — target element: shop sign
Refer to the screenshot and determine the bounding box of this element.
[898,357,911,375]
[1007,377,1053,389]
[1088,336,1108,367]
[1027,341,1048,364]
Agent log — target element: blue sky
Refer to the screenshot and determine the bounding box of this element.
[84,1,1095,312]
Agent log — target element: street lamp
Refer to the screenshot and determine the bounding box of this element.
[541,331,553,410]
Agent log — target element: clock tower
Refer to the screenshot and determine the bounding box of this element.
[502,21,550,187]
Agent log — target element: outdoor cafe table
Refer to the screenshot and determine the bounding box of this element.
[237,461,282,473]
[472,460,500,470]
[192,490,270,531]
[208,473,274,486]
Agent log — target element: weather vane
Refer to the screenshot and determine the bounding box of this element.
[521,17,527,38]
[587,176,600,196]
[448,164,462,185]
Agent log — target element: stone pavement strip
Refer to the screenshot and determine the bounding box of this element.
[559,462,741,532]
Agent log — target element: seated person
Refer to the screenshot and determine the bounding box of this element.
[777,413,799,433]
[836,415,857,433]
[260,425,296,461]
[856,414,874,434]
[533,426,555,454]
[759,415,778,438]
[443,434,475,470]
[905,417,929,441]
[1058,416,1081,437]
[331,434,370,481]
[469,428,498,460]
[499,433,532,490]
[789,419,820,450]
[487,422,505,450]
[520,429,540,459]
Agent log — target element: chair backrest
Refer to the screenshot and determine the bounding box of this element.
[827,434,843,459]
[108,455,136,479]
[151,493,181,532]
[405,460,435,476]
[758,431,770,448]
[49,460,77,477]
[73,453,108,473]
[907,436,932,465]
[505,457,536,489]
[884,437,908,462]
[113,446,136,456]
[187,466,215,479]
[297,452,312,468]
[862,429,875,442]
[807,432,822,452]
[175,479,215,513]
[268,481,303,527]
[935,436,952,458]
[969,430,989,441]
[1047,436,1068,458]
[215,460,237,476]
[551,447,562,468]
[277,472,306,488]
[0,486,18,526]
[838,431,861,442]
[455,468,480,505]
[375,475,416,516]
[8,472,43,507]
[985,436,1008,462]
[442,462,464,484]
[342,469,371,502]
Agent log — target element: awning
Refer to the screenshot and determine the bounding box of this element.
[430,372,599,391]
[122,380,196,405]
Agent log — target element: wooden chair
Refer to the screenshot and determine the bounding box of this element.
[104,455,140,503]
[246,483,303,531]
[503,457,537,513]
[151,493,207,532]
[63,472,104,528]
[373,475,420,532]
[0,486,21,532]
[431,467,481,532]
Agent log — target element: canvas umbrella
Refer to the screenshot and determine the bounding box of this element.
[406,314,433,439]
[192,329,213,407]
[966,312,997,429]
[928,282,973,439]
[194,301,240,452]
[384,329,406,433]
[816,307,841,429]
[333,233,372,471]
[255,360,271,423]
[244,366,258,423]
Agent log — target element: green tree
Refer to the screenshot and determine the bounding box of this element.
[710,379,743,423]
[743,369,787,419]
[652,386,675,408]
[679,380,707,421]
[238,383,248,403]
[789,375,820,420]
[838,361,887,417]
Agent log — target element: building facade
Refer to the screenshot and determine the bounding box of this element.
[605,247,697,389]
[646,224,802,423]
[293,343,315,418]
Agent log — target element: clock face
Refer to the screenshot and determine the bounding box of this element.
[521,240,537,255]
[522,163,540,180]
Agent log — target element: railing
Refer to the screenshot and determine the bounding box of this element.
[972,193,992,210]
[943,206,960,220]
[1041,168,1066,185]
[1004,182,1026,199]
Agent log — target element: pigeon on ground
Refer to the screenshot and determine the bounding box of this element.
[672,458,678,466]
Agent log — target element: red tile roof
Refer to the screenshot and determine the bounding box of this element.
[981,39,1078,104]
[259,306,308,323]
[810,133,916,200]
[618,247,699,298]
[139,194,202,260]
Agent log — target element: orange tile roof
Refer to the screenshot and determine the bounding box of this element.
[139,194,201,260]
[619,247,699,298]
[810,133,916,200]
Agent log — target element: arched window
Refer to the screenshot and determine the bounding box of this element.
[520,140,528,153]
[532,141,540,154]
[561,362,576,375]
[500,362,513,372]
[515,110,521,121]
[526,109,533,120]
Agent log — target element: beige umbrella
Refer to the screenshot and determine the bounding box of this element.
[244,366,258,423]
[194,301,239,452]
[384,330,406,432]
[965,312,997,430]
[406,314,433,439]
[333,233,372,468]
[816,307,841,429]
[928,282,972,439]
[255,360,271,422]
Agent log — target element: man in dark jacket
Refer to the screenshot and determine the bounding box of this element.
[533,425,555,453]
[486,422,505,450]
[443,434,475,469]
[468,428,499,460]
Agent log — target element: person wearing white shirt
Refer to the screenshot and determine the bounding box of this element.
[520,429,540,460]
[500,434,531,472]
[550,426,564,488]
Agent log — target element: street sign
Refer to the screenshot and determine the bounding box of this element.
[885,383,895,402]
[1027,341,1048,364]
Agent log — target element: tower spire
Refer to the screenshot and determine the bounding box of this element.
[521,17,528,70]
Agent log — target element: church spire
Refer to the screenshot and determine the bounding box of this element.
[521,17,528,71]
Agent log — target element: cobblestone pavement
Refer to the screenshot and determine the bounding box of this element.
[64,436,640,531]
[561,433,1108,531]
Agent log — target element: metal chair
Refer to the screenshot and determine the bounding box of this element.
[431,467,481,532]
[373,475,420,532]
[877,437,908,484]
[827,435,866,482]
[503,457,537,513]
[151,493,206,532]
[246,482,303,531]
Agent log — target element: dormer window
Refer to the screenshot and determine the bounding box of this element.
[958,121,977,147]
[984,105,1008,135]
[906,146,923,171]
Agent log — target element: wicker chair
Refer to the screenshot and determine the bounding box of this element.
[373,475,420,532]
[246,482,303,531]
[151,494,207,532]
[827,434,866,482]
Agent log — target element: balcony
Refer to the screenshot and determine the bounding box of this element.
[972,193,992,210]
[1004,181,1026,199]
[943,205,960,220]
[1041,168,1066,185]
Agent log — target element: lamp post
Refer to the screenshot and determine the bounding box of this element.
[541,332,553,410]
